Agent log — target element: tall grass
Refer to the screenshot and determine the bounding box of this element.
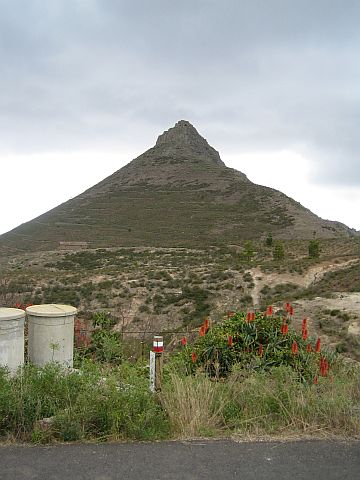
[161,373,226,437]
[161,365,360,438]
[1,361,359,443]
[224,365,360,436]
[0,362,169,443]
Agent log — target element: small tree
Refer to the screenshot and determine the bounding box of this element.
[243,241,255,262]
[273,241,285,261]
[265,232,273,247]
[308,239,320,259]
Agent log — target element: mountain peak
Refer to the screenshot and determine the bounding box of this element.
[154,120,225,167]
[155,120,199,145]
[0,120,354,254]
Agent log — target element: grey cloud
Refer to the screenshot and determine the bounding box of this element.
[0,0,359,185]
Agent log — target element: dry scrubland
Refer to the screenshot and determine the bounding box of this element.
[1,122,359,444]
[1,237,359,359]
[0,237,359,444]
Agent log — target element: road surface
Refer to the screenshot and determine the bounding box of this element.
[0,439,359,479]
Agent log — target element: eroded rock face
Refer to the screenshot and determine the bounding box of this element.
[154,120,225,167]
[92,119,249,189]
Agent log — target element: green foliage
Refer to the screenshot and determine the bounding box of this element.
[308,239,320,258]
[242,241,255,262]
[265,232,273,247]
[138,304,151,314]
[222,365,360,435]
[80,312,123,365]
[2,359,358,443]
[260,282,300,306]
[325,309,350,321]
[0,362,169,443]
[273,241,285,261]
[93,311,115,330]
[174,286,211,326]
[243,272,253,283]
[176,311,331,381]
[41,284,81,307]
[162,364,360,437]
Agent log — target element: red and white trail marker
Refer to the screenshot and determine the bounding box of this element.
[152,335,164,353]
[150,335,164,392]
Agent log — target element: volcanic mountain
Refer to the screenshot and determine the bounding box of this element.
[0,120,354,253]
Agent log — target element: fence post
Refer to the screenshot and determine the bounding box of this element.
[150,335,164,393]
[141,341,145,362]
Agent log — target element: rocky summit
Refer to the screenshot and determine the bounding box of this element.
[155,120,225,166]
[0,121,355,253]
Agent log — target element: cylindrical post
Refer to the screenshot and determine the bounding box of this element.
[150,335,164,392]
[26,304,77,367]
[0,308,25,375]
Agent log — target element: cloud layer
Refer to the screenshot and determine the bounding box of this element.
[1,0,359,189]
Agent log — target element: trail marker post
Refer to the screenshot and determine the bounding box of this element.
[150,335,164,393]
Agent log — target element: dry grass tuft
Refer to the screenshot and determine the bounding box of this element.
[161,365,360,438]
[160,373,227,437]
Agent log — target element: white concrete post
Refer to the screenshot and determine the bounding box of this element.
[150,335,164,392]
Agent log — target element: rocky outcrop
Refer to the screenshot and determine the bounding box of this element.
[155,120,225,167]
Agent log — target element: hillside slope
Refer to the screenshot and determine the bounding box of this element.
[0,120,354,253]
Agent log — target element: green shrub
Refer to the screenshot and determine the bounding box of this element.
[0,362,169,443]
[81,312,123,364]
[273,241,285,260]
[175,310,331,381]
[0,364,84,439]
[308,239,320,259]
[265,232,273,247]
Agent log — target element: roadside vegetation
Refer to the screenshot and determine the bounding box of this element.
[1,238,359,443]
[0,308,359,444]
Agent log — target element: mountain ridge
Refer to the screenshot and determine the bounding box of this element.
[0,120,357,253]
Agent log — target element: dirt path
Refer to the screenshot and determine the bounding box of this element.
[250,259,358,308]
[249,260,360,350]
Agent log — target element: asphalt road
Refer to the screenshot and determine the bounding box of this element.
[0,440,359,479]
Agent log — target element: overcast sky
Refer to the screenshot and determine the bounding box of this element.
[1,0,359,235]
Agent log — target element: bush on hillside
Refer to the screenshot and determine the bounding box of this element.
[176,308,333,382]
